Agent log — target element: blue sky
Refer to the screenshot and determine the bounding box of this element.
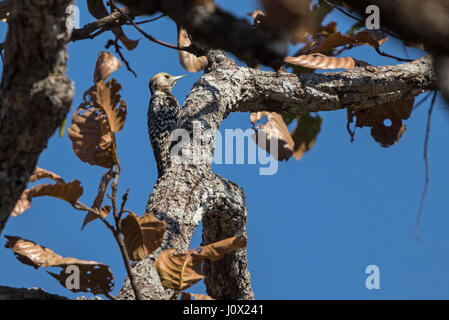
[1,0,449,299]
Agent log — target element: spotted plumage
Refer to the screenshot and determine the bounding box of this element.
[148,73,185,178]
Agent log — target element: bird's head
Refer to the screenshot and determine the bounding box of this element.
[149,73,185,94]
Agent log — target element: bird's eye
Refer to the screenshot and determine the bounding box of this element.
[165,75,170,79]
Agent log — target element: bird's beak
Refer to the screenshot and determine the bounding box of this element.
[172,75,185,83]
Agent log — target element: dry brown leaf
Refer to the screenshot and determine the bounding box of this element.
[261,0,332,43]
[298,25,388,54]
[5,235,78,268]
[94,51,122,83]
[28,180,83,205]
[118,32,139,51]
[122,212,166,261]
[5,235,114,294]
[285,53,355,70]
[181,292,215,300]
[262,0,314,37]
[68,106,116,168]
[192,235,247,262]
[81,206,111,230]
[155,249,204,290]
[81,169,114,229]
[87,0,138,51]
[47,265,113,295]
[290,0,333,44]
[69,52,126,168]
[87,0,108,19]
[353,29,388,48]
[10,190,31,217]
[177,26,207,72]
[308,32,354,53]
[155,236,247,290]
[250,111,295,161]
[93,80,127,133]
[92,169,114,210]
[347,98,414,147]
[11,168,80,217]
[321,21,338,34]
[29,167,65,183]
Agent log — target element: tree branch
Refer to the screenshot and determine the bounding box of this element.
[118,0,286,68]
[71,8,130,42]
[110,170,143,300]
[117,51,435,300]
[235,56,435,114]
[341,0,449,104]
[0,286,69,300]
[202,176,253,299]
[0,0,74,235]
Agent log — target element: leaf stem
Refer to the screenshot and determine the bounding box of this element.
[110,168,143,300]
[74,201,115,233]
[76,167,142,299]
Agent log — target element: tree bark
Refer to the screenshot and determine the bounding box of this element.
[0,0,74,235]
[118,51,435,300]
[0,286,68,300]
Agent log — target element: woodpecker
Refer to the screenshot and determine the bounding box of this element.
[148,73,185,178]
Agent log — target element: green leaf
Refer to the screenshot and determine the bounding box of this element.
[346,20,364,35]
[282,113,298,126]
[291,114,322,160]
[58,117,66,138]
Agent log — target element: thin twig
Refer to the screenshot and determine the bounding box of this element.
[71,9,130,42]
[109,168,143,300]
[375,47,413,62]
[77,166,142,299]
[88,28,109,40]
[346,109,356,143]
[121,209,134,216]
[414,91,437,241]
[104,292,117,300]
[333,44,355,56]
[74,201,115,232]
[413,91,433,110]
[109,0,177,50]
[128,14,166,25]
[105,38,137,78]
[108,0,203,56]
[118,188,130,221]
[299,1,413,62]
[0,42,4,65]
